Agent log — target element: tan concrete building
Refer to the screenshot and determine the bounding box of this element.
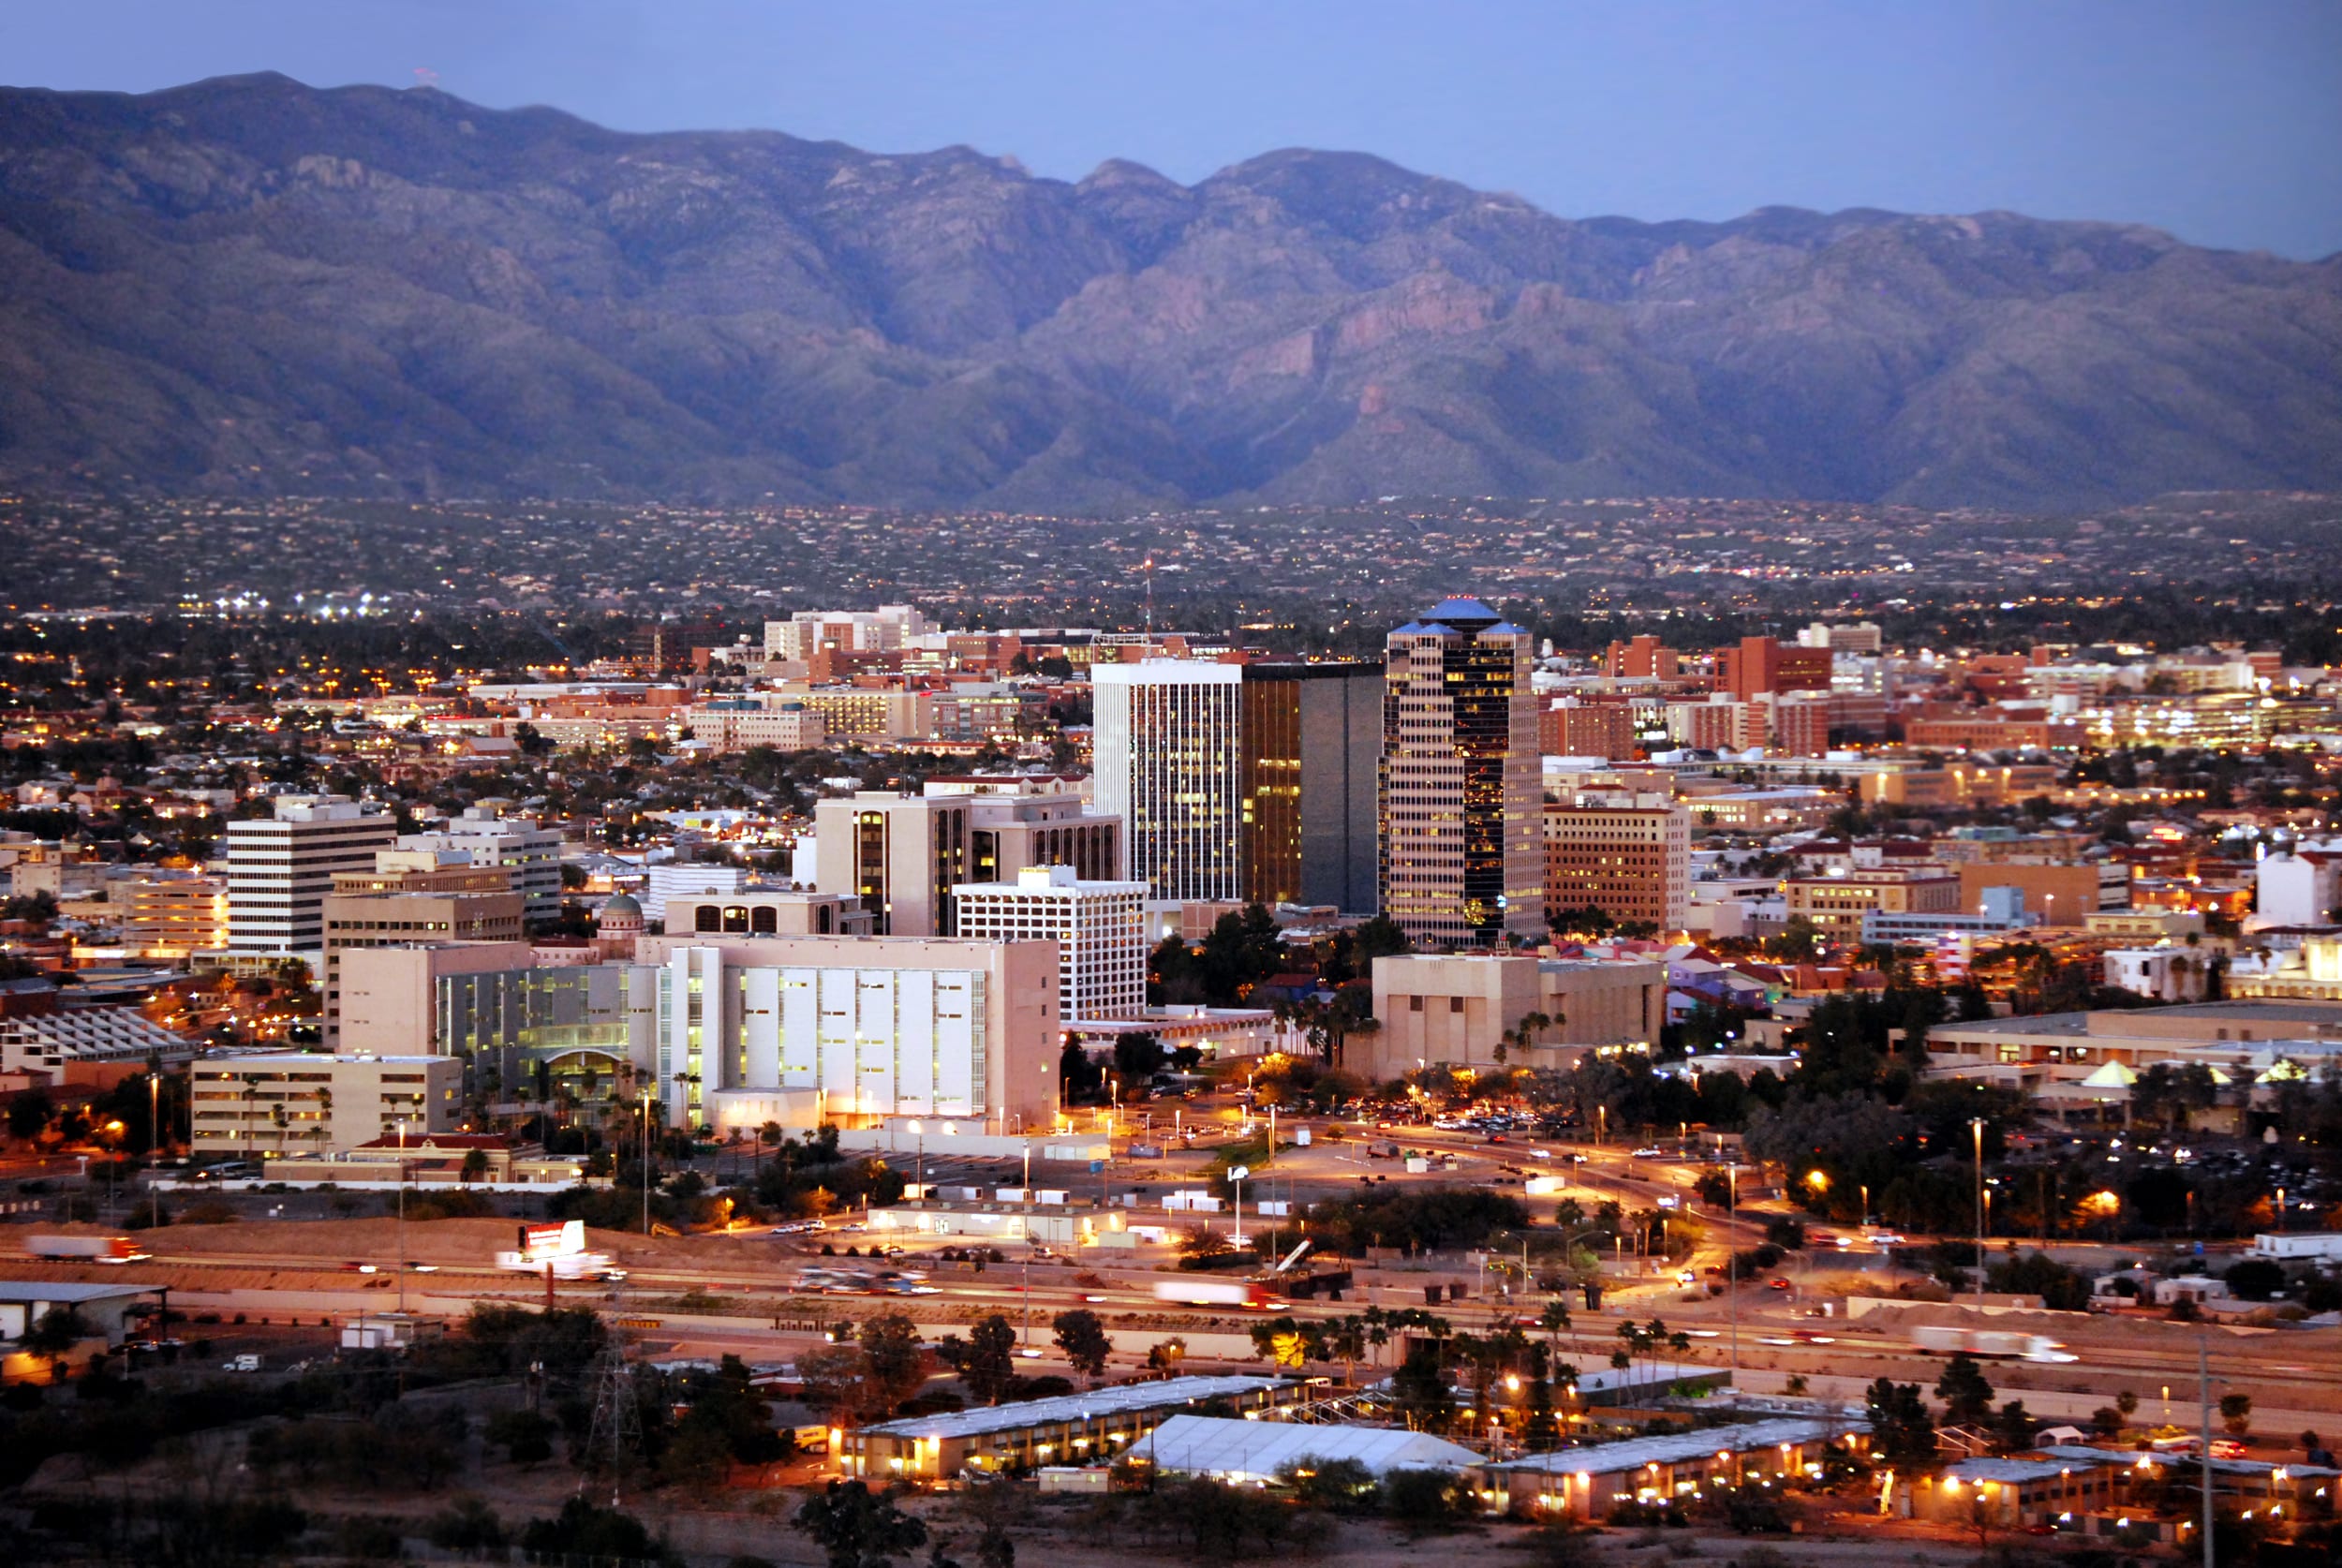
[1366,953,1665,1076]
[321,888,526,1045]
[190,1051,462,1159]
[1542,794,1690,932]
[336,940,537,1057]
[1784,868,1961,945]
[1955,861,2126,925]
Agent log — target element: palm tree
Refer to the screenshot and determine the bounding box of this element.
[312,1087,333,1156]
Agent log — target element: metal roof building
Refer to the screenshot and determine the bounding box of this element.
[1129,1413,1484,1481]
[842,1374,1301,1480]
[1473,1416,1872,1519]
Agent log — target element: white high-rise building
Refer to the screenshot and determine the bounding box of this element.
[1091,659,1243,904]
[399,806,564,924]
[226,796,397,954]
[954,865,1149,1023]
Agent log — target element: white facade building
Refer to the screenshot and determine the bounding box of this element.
[1090,659,1243,904]
[641,862,745,925]
[2253,841,2342,930]
[763,606,928,661]
[226,796,398,954]
[399,806,564,924]
[953,865,1148,1023]
[634,933,1062,1135]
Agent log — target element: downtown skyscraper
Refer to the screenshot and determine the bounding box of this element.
[1090,659,1244,904]
[1380,598,1544,945]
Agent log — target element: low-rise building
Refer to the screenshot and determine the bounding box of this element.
[842,1374,1300,1480]
[189,1052,462,1160]
[1367,954,1666,1076]
[1474,1417,1871,1520]
[1785,868,1962,945]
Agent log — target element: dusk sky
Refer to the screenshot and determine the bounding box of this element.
[6,0,2339,258]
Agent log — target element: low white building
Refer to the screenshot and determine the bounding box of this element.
[953,865,1148,1022]
[2102,947,2211,1003]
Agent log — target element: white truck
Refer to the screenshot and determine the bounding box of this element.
[1908,1324,2076,1363]
[1152,1279,1285,1309]
[26,1234,144,1263]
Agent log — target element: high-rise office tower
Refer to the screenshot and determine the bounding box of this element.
[226,796,397,954]
[1090,659,1243,904]
[1239,661,1382,912]
[1380,598,1544,946]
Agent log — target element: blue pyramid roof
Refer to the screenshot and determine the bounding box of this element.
[1425,596,1500,626]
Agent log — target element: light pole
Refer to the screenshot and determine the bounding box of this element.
[1229,1163,1250,1250]
[150,1072,163,1231]
[1727,1162,1740,1396]
[396,1117,408,1313]
[1969,1117,1989,1302]
[642,1086,654,1235]
[1021,1139,1032,1349]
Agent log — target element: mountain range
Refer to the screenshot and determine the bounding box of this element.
[1,73,2337,510]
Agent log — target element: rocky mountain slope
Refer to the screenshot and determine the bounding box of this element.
[1,73,2336,509]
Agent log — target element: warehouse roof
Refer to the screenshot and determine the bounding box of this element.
[1130,1414,1483,1478]
[1487,1416,1868,1477]
[860,1375,1284,1442]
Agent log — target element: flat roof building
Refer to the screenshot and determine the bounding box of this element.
[843,1374,1299,1480]
[953,865,1148,1023]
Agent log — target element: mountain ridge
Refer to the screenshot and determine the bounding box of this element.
[0,74,2336,510]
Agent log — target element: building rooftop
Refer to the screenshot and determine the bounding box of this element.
[1488,1416,1869,1476]
[1130,1413,1484,1478]
[860,1374,1286,1442]
[0,1281,154,1306]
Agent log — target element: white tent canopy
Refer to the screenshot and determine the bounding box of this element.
[1127,1414,1483,1481]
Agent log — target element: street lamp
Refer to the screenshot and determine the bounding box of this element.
[1970,1117,1987,1303]
[396,1117,408,1313]
[1229,1163,1251,1249]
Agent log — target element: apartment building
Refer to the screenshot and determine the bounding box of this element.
[320,888,526,1047]
[226,796,397,954]
[1380,599,1543,946]
[953,865,1148,1023]
[1539,698,1639,762]
[1542,793,1691,932]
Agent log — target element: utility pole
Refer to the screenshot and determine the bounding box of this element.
[2200,1339,2215,1568]
[641,1086,653,1235]
[150,1072,163,1230]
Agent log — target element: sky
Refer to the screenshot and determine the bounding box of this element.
[6,1,2339,258]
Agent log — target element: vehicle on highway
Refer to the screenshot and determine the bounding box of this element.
[1151,1280,1287,1309]
[1908,1325,2077,1363]
[1767,1278,1792,1291]
[768,1220,826,1236]
[27,1234,143,1263]
[222,1354,261,1372]
[1631,1146,1663,1159]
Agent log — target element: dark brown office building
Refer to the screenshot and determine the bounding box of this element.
[1239,662,1382,914]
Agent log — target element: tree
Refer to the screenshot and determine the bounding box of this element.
[1934,1354,1994,1427]
[1865,1378,1937,1462]
[2220,1393,2253,1438]
[962,1315,1018,1407]
[460,1147,490,1184]
[1392,1342,1454,1430]
[20,1306,92,1378]
[793,1481,927,1568]
[799,1342,872,1427]
[859,1313,932,1417]
[484,1407,556,1466]
[1351,913,1411,970]
[1382,1469,1461,1537]
[1993,1400,2037,1453]
[7,1088,52,1142]
[1050,1309,1112,1383]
